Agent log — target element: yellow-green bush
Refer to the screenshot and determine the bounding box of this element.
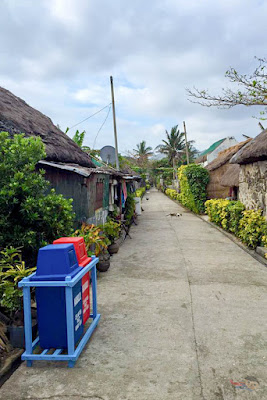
[135,187,146,198]
[205,199,267,249]
[262,233,267,247]
[205,199,230,227]
[205,199,245,234]
[165,188,179,200]
[238,209,267,248]
[178,164,209,214]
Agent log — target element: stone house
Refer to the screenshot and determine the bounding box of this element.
[230,129,267,215]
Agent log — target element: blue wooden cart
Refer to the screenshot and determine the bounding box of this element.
[18,256,100,368]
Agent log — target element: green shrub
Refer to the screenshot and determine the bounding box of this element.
[205,199,229,227]
[238,209,267,249]
[135,187,146,198]
[100,219,121,243]
[261,228,267,248]
[74,223,110,256]
[0,132,75,266]
[178,164,209,214]
[125,193,136,225]
[157,183,164,191]
[205,199,245,233]
[227,201,246,235]
[165,188,179,200]
[205,199,267,249]
[0,247,36,318]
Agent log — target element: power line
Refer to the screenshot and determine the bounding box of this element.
[92,105,111,149]
[68,103,112,130]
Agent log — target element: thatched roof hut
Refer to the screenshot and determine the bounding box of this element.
[0,87,95,168]
[220,164,240,187]
[205,139,252,198]
[229,130,267,215]
[230,129,267,164]
[206,139,251,172]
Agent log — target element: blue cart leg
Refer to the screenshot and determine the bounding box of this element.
[65,280,75,365]
[23,286,33,367]
[27,360,33,367]
[91,264,98,319]
[68,360,75,368]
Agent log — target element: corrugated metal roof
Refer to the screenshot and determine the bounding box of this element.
[199,138,226,157]
[38,160,140,180]
[38,160,109,177]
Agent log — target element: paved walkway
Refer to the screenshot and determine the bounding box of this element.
[1,189,267,400]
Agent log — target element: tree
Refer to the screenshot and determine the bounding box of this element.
[65,128,101,160]
[65,127,86,147]
[133,140,153,157]
[157,125,195,179]
[187,57,267,118]
[180,142,199,164]
[133,140,153,168]
[0,132,74,266]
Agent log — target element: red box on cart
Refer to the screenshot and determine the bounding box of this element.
[53,237,91,324]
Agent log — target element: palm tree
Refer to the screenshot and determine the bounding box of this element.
[156,126,184,178]
[133,141,153,157]
[133,141,153,168]
[180,142,198,164]
[156,125,195,179]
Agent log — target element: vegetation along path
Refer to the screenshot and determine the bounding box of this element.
[1,188,267,400]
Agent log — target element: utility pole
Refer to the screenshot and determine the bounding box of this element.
[183,121,190,165]
[110,76,120,170]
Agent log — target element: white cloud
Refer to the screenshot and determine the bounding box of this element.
[0,0,266,153]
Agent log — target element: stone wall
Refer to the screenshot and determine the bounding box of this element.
[239,161,267,215]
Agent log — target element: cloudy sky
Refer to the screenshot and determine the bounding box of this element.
[0,0,266,154]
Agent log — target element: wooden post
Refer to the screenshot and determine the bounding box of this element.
[110,76,120,170]
[183,121,190,165]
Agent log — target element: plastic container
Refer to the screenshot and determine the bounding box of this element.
[33,244,83,348]
[53,238,91,324]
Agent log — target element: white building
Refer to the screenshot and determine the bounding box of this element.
[195,137,238,167]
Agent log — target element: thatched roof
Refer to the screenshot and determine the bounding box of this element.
[230,129,267,165]
[206,138,251,171]
[220,164,240,187]
[0,87,95,168]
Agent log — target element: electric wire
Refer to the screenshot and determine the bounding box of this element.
[68,103,112,130]
[92,105,111,149]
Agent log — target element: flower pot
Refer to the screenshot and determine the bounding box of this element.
[8,320,38,349]
[96,260,110,272]
[108,242,119,255]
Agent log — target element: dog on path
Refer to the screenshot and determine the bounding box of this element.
[166,212,182,217]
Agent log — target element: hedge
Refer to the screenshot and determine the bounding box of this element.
[205,199,267,249]
[165,188,179,200]
[177,164,209,214]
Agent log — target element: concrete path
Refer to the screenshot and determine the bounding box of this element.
[1,189,267,400]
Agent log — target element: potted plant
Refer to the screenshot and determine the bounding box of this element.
[0,247,37,348]
[74,223,111,272]
[101,220,121,255]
